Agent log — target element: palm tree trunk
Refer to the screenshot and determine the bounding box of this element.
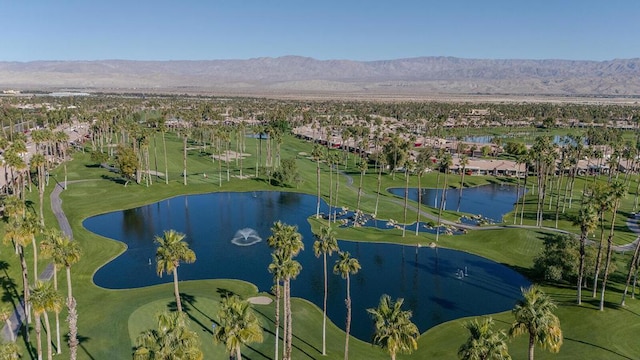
[173,268,182,313]
[554,172,564,228]
[286,277,294,360]
[593,214,606,298]
[183,136,187,185]
[621,239,640,306]
[577,235,586,305]
[283,279,289,360]
[402,172,409,237]
[35,314,43,360]
[153,133,159,181]
[55,310,61,354]
[600,209,619,310]
[235,345,242,360]
[274,282,280,360]
[344,275,351,360]
[67,297,78,360]
[528,333,535,360]
[316,160,321,219]
[43,311,53,360]
[436,171,448,242]
[32,236,39,283]
[66,266,73,302]
[328,161,333,226]
[415,173,422,236]
[162,131,168,184]
[374,165,382,217]
[19,247,31,335]
[457,171,466,212]
[356,168,364,221]
[334,166,340,223]
[600,236,613,311]
[322,253,328,355]
[520,174,528,225]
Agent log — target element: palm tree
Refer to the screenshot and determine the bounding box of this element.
[332,152,341,223]
[40,228,70,353]
[281,257,301,360]
[599,180,627,311]
[326,150,335,225]
[155,230,196,313]
[333,251,361,360]
[133,311,203,360]
[267,221,304,360]
[458,317,511,360]
[436,153,453,242]
[367,294,419,360]
[457,154,469,212]
[43,228,81,359]
[31,280,63,360]
[30,153,47,225]
[313,225,339,355]
[573,204,598,305]
[509,285,562,360]
[311,144,324,219]
[268,253,286,360]
[402,161,415,237]
[22,211,43,284]
[213,295,264,360]
[374,155,387,218]
[621,236,640,306]
[589,181,611,298]
[415,147,433,235]
[355,158,368,222]
[2,210,32,340]
[158,117,169,184]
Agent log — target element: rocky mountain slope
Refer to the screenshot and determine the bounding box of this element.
[1,56,639,96]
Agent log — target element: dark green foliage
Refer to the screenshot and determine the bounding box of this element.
[504,141,527,156]
[89,150,109,165]
[272,157,301,187]
[115,144,138,185]
[534,234,579,282]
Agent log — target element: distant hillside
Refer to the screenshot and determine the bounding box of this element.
[1,56,640,97]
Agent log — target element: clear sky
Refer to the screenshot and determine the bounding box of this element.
[2,0,639,62]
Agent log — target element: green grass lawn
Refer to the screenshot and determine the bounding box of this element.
[2,133,640,359]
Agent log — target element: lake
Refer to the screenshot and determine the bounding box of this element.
[388,183,522,223]
[84,191,530,341]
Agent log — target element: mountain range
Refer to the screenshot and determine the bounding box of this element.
[1,56,639,98]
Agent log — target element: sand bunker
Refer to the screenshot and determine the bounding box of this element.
[247,296,273,305]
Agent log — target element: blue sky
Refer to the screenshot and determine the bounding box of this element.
[3,0,639,62]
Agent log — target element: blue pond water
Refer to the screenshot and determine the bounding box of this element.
[388,183,522,223]
[84,191,530,341]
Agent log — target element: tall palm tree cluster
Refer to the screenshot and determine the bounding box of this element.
[267,221,304,360]
[1,196,81,360]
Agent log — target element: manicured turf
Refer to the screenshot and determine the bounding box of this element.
[2,133,640,359]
